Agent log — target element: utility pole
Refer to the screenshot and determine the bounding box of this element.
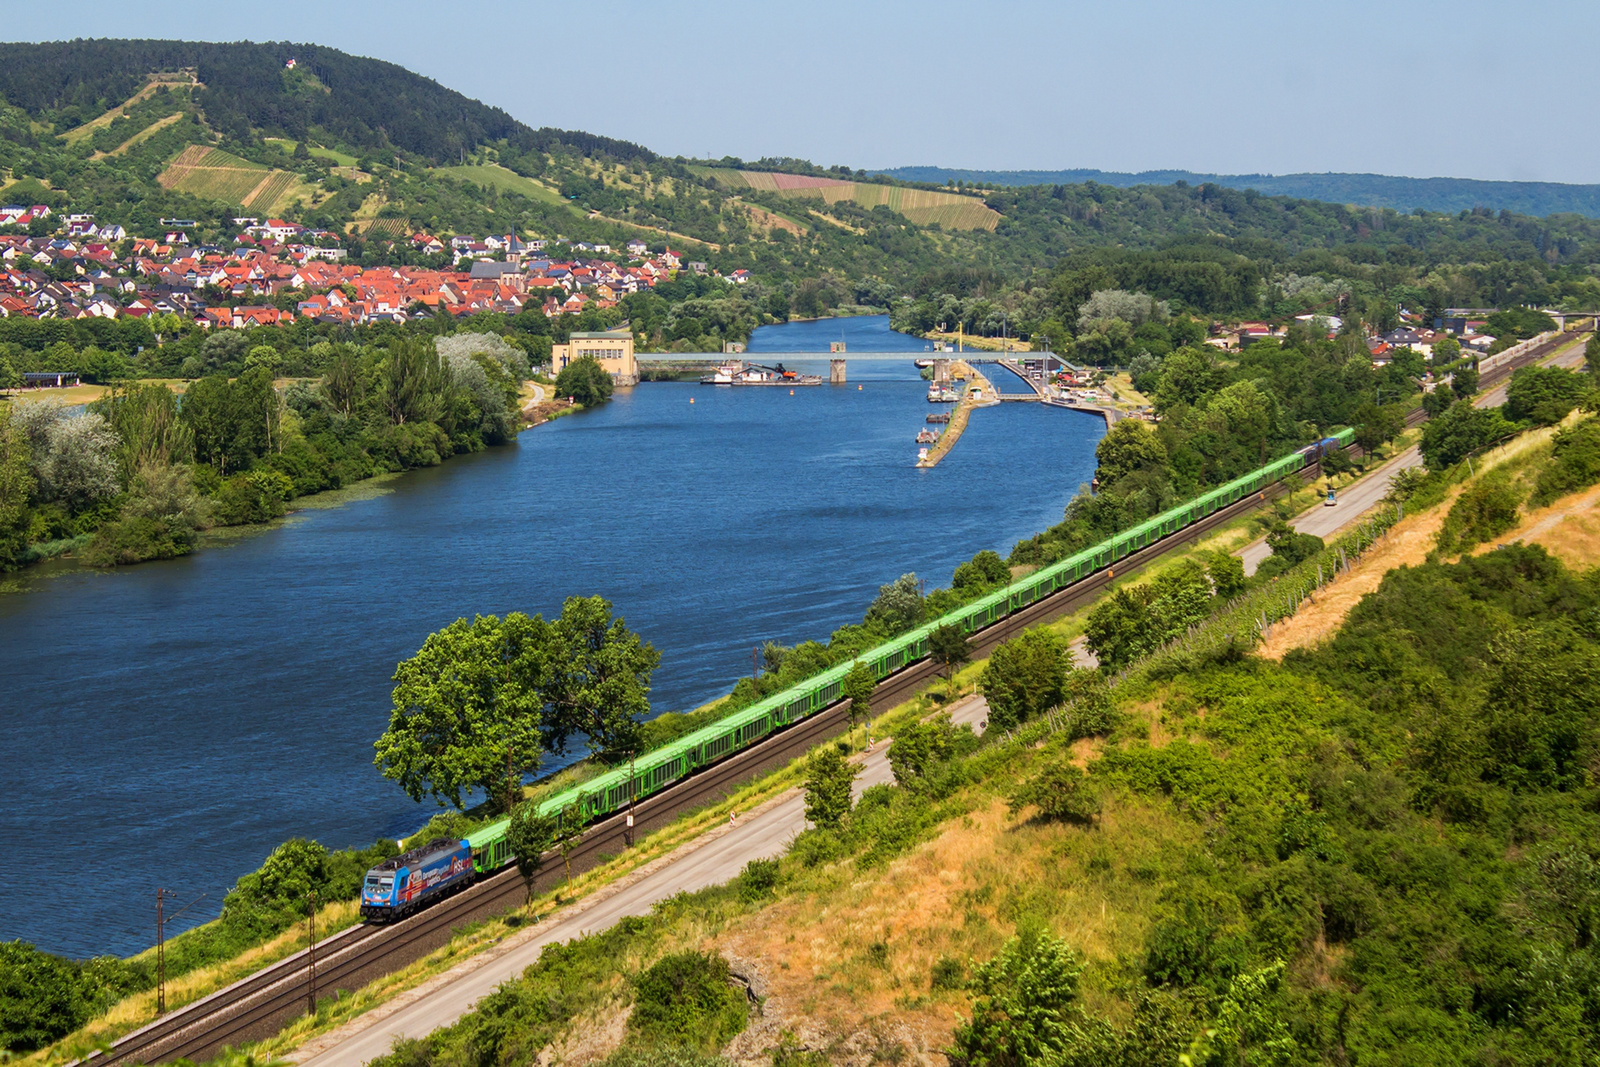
[305,890,318,1015]
[155,889,204,1015]
[626,750,637,847]
[156,888,174,1015]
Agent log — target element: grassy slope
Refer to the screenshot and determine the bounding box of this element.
[695,166,1000,231]
[432,163,570,208]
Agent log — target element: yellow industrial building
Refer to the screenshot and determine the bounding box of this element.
[550,328,638,385]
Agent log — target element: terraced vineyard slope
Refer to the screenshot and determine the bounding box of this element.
[699,167,1001,230]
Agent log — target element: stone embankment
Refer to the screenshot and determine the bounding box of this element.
[917,362,997,468]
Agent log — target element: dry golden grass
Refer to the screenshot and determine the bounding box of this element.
[93,111,184,159]
[715,794,1196,1050]
[1257,419,1587,659]
[743,202,805,236]
[723,170,1000,231]
[1256,501,1453,660]
[1475,481,1600,569]
[61,73,197,144]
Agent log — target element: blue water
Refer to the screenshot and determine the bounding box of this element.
[744,314,932,353]
[0,317,1103,957]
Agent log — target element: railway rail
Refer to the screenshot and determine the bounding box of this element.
[78,327,1583,1066]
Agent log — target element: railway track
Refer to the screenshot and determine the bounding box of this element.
[83,463,1301,1066]
[84,334,1587,1065]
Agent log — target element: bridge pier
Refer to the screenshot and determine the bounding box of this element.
[830,358,846,384]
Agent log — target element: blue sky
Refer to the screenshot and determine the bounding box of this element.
[5,0,1596,184]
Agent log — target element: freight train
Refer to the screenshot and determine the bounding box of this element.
[365,427,1356,910]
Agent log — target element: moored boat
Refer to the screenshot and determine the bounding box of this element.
[702,360,823,386]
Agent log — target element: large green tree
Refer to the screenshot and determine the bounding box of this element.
[1505,364,1592,425]
[1420,400,1518,469]
[374,612,552,812]
[979,629,1067,730]
[541,595,660,763]
[554,355,614,407]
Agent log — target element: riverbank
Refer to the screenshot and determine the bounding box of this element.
[1,363,1104,959]
[919,329,1029,353]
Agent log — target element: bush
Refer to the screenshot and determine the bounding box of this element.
[210,468,294,525]
[629,951,748,1052]
[930,955,966,990]
[1435,471,1523,556]
[1008,761,1100,824]
[949,929,1090,1067]
[1142,897,1244,994]
[554,355,615,407]
[0,941,141,1052]
[736,858,780,903]
[81,463,210,566]
[887,714,962,787]
[1531,416,1600,506]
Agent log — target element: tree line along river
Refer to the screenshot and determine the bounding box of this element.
[0,317,1105,957]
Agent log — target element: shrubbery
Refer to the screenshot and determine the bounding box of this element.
[1531,414,1600,506]
[629,951,748,1052]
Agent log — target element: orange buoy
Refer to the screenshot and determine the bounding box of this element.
[689,397,695,404]
[789,389,795,395]
[858,384,863,390]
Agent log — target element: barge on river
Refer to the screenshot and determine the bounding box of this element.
[700,361,823,386]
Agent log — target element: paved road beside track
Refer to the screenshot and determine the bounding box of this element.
[294,699,991,1067]
[1238,335,1589,575]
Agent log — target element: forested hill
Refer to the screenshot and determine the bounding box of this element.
[0,39,652,165]
[5,37,1600,317]
[879,165,1600,219]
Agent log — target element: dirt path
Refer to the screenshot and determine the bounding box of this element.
[1475,481,1600,569]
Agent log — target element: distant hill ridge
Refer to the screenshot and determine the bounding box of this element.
[876,166,1600,219]
[0,39,653,166]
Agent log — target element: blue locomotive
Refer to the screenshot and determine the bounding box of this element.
[360,837,475,921]
[1302,436,1346,460]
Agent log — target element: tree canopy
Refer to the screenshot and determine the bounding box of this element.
[374,596,657,811]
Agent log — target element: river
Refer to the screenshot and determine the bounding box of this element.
[0,316,1103,957]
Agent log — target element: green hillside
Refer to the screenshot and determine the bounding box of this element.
[0,39,1598,336]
